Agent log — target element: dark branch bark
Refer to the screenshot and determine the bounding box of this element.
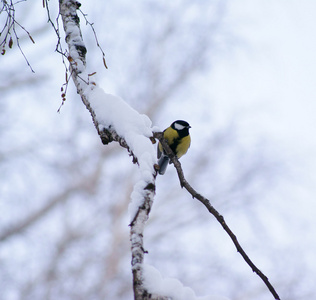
[153,132,281,300]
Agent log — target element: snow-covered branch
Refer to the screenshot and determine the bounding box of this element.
[58,1,164,299]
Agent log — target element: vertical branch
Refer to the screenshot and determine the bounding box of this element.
[130,183,156,300]
[59,0,86,74]
[59,2,161,299]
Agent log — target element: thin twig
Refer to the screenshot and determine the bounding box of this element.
[0,0,35,72]
[43,0,74,111]
[153,131,281,300]
[78,8,108,68]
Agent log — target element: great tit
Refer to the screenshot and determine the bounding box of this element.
[157,120,191,175]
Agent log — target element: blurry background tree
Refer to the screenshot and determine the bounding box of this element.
[1,0,316,300]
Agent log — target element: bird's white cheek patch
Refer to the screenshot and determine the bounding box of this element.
[174,123,185,130]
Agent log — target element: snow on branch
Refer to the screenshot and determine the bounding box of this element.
[143,264,229,300]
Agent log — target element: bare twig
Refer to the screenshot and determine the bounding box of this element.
[153,131,281,300]
[43,0,68,62]
[43,0,72,109]
[0,0,35,72]
[78,8,108,68]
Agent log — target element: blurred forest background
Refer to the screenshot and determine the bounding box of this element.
[1,0,316,299]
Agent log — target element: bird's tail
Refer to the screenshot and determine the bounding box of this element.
[158,155,169,175]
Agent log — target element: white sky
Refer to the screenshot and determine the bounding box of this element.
[209,1,316,186]
[200,3,316,285]
[214,1,316,137]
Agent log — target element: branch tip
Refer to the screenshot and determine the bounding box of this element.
[154,131,281,300]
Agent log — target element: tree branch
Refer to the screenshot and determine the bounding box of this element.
[59,2,163,299]
[129,182,160,300]
[153,132,281,300]
[0,0,35,71]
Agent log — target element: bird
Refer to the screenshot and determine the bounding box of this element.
[157,120,191,175]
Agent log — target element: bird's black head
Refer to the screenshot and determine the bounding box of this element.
[171,120,191,137]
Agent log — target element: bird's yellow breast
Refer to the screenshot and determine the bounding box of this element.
[158,127,191,159]
[163,127,180,144]
[175,134,191,158]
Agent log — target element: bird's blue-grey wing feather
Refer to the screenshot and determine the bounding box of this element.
[158,155,169,175]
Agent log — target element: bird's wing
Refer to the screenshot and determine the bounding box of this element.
[157,142,162,159]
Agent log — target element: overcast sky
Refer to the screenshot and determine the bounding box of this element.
[209,0,316,197]
[2,1,316,298]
